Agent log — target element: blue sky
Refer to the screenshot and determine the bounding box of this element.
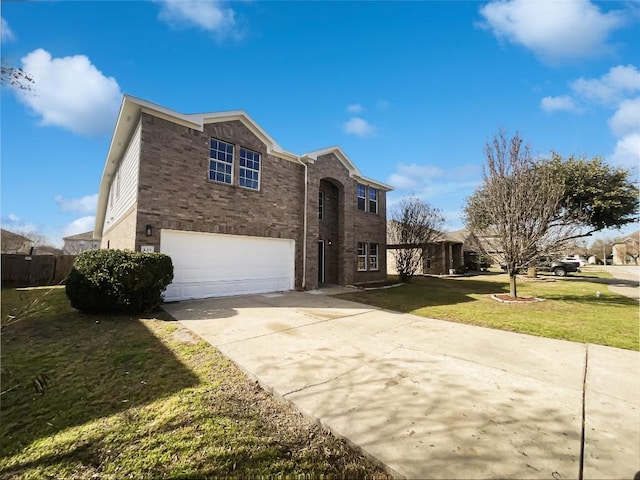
[1,0,639,247]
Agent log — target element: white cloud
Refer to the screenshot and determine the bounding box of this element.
[387,162,480,206]
[343,117,375,137]
[376,100,390,109]
[541,95,581,113]
[62,216,96,238]
[608,97,640,138]
[1,214,37,235]
[479,0,625,62]
[157,0,237,37]
[394,162,444,181]
[13,49,122,136]
[609,133,640,170]
[54,193,99,215]
[346,103,363,113]
[388,173,418,191]
[1,17,15,42]
[570,65,640,106]
[540,65,640,169]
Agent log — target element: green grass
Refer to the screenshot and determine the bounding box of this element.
[338,273,639,351]
[1,287,388,479]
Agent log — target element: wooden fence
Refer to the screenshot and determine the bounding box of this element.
[1,254,76,288]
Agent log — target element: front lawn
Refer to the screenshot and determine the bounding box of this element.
[1,287,388,479]
[338,273,639,351]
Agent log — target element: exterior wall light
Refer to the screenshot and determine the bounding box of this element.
[145,225,153,236]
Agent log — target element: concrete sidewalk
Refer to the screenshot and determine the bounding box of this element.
[163,290,640,479]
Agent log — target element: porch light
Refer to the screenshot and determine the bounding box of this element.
[145,225,153,236]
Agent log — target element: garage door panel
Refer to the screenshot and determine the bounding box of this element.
[161,230,295,301]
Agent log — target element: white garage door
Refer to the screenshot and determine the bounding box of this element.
[161,229,295,301]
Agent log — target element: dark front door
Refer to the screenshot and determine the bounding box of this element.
[318,240,325,284]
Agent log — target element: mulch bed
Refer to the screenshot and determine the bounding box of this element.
[491,294,544,304]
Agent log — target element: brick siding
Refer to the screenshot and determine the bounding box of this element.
[118,112,387,290]
[135,114,306,288]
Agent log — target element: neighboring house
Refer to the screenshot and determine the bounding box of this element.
[386,228,492,276]
[63,231,100,254]
[1,229,62,255]
[1,229,32,254]
[94,95,392,301]
[612,231,640,265]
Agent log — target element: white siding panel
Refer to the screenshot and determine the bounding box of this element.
[161,230,295,301]
[104,121,141,232]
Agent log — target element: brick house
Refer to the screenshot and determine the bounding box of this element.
[94,95,392,301]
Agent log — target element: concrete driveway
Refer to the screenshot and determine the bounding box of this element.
[163,290,639,479]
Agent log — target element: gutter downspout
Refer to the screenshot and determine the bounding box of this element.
[296,156,308,289]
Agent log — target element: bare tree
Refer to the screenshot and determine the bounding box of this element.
[1,65,34,91]
[388,196,444,282]
[464,131,577,297]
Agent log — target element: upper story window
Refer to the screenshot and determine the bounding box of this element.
[239,147,260,190]
[357,184,366,211]
[369,188,378,214]
[357,184,380,214]
[209,138,234,184]
[318,190,324,220]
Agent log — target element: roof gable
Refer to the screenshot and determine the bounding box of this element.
[63,231,95,241]
[303,146,393,191]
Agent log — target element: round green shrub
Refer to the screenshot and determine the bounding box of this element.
[65,249,174,314]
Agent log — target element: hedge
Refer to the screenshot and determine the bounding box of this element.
[65,249,174,314]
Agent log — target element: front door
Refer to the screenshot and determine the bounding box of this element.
[318,240,325,284]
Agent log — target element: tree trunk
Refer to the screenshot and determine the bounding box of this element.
[509,272,517,298]
[527,266,537,278]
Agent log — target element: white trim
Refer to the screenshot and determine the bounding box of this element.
[302,146,394,192]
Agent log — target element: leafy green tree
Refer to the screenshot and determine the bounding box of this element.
[541,153,639,236]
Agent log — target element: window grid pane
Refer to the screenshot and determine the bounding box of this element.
[209,138,234,185]
[369,243,379,271]
[239,148,260,190]
[369,188,378,214]
[357,242,367,271]
[357,184,366,211]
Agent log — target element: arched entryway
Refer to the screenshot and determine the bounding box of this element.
[318,178,342,285]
